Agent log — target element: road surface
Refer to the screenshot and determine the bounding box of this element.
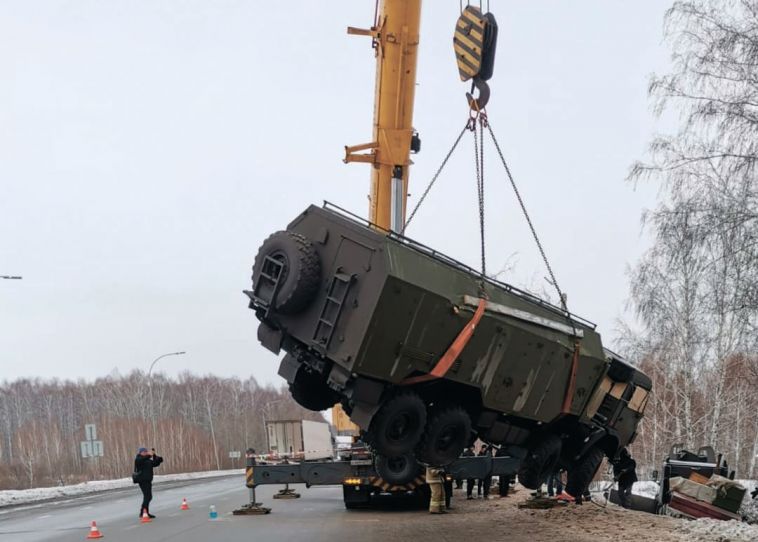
[2,476,742,542]
[0,476,432,542]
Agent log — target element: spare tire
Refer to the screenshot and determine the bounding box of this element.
[416,406,472,466]
[374,452,421,486]
[517,434,562,490]
[252,231,321,315]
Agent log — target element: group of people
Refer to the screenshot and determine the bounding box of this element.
[457,444,515,500]
[428,445,639,514]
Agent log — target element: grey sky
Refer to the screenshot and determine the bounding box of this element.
[1,1,670,385]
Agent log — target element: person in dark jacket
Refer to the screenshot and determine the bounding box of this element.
[612,448,637,509]
[461,445,477,499]
[134,447,163,518]
[495,446,513,497]
[477,445,492,499]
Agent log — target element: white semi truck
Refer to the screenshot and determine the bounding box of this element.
[265,419,334,461]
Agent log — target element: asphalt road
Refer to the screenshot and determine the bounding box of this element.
[0,477,435,542]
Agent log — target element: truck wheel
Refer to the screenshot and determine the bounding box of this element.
[289,367,340,411]
[252,231,321,315]
[368,392,427,456]
[416,407,472,466]
[566,446,605,498]
[517,434,562,490]
[374,452,420,485]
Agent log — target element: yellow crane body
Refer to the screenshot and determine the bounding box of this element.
[345,0,423,232]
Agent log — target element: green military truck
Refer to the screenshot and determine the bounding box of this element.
[247,202,651,495]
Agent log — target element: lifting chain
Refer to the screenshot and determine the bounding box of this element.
[470,111,487,276]
[402,121,469,234]
[485,120,569,314]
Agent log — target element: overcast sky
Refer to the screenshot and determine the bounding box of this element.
[0,1,672,385]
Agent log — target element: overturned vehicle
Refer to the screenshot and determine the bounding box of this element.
[246,203,651,494]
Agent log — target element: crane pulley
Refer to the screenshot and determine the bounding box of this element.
[453,5,498,111]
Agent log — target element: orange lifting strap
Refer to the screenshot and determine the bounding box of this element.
[402,298,487,386]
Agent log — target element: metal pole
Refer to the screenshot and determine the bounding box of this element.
[148,351,186,445]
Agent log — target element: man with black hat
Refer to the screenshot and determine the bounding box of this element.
[133,447,163,518]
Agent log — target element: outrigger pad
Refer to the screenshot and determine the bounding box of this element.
[272,488,301,499]
[232,503,272,515]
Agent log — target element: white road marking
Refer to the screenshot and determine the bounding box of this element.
[37,514,51,519]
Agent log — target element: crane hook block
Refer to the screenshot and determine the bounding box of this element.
[453,6,498,83]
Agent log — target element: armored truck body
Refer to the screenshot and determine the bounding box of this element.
[248,203,651,493]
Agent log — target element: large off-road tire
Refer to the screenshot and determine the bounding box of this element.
[374,452,421,486]
[566,446,605,498]
[252,231,320,315]
[289,367,340,411]
[416,406,472,466]
[517,434,562,490]
[367,392,427,456]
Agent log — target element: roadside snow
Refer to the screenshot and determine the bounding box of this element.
[0,469,243,508]
[675,518,758,541]
[632,480,660,499]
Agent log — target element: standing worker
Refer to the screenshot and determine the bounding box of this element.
[477,445,493,499]
[612,448,637,509]
[133,447,163,518]
[461,445,476,499]
[426,466,446,514]
[495,446,513,497]
[443,471,454,510]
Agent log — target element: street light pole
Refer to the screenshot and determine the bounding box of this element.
[148,351,186,446]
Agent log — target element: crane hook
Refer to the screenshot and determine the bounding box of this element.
[466,78,490,112]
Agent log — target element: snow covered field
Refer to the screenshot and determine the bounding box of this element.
[0,469,243,508]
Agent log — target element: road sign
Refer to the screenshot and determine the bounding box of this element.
[85,424,97,441]
[81,424,103,458]
[80,440,104,458]
[229,451,241,459]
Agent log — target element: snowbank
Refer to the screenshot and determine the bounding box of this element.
[675,517,758,541]
[631,480,660,499]
[0,469,243,508]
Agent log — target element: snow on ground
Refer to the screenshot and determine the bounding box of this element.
[632,480,660,499]
[675,518,758,541]
[0,469,243,508]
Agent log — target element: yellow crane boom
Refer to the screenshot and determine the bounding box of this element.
[345,0,423,232]
[335,0,423,436]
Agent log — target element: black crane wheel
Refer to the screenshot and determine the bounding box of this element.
[517,434,562,490]
[289,367,340,412]
[416,406,472,466]
[367,392,427,456]
[566,446,605,498]
[252,231,321,315]
[374,452,420,486]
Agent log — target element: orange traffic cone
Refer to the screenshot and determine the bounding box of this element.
[86,520,104,539]
[180,498,190,511]
[140,508,152,523]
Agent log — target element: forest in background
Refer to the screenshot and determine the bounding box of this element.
[0,373,323,490]
[2,0,758,492]
[623,1,758,480]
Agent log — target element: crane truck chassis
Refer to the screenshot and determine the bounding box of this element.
[246,203,652,496]
[244,451,522,510]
